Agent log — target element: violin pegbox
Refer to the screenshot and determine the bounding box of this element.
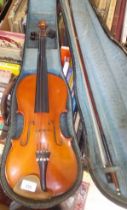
[30,20,56,41]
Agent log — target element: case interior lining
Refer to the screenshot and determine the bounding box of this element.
[61,0,127,201]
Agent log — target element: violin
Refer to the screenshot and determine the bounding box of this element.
[5,20,78,200]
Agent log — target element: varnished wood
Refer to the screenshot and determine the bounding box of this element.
[5,20,78,199]
[5,74,78,198]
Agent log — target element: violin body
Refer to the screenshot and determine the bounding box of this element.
[5,73,78,198]
[2,19,81,205]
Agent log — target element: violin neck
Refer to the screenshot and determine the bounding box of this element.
[34,33,49,113]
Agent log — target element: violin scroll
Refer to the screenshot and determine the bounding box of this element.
[38,20,47,31]
[30,20,56,41]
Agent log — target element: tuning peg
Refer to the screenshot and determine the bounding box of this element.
[47,29,56,39]
[30,32,38,40]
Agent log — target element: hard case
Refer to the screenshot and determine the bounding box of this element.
[1,0,127,209]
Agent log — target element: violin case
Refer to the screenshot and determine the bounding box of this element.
[61,0,127,208]
[1,0,127,209]
[0,0,83,209]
